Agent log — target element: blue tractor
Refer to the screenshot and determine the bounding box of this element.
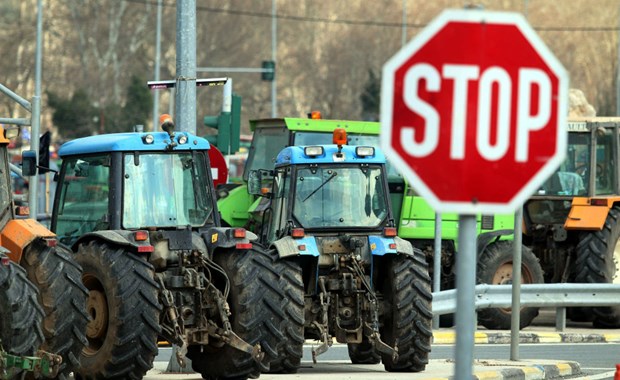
[48,117,296,380]
[248,129,433,373]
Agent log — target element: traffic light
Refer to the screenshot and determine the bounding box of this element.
[204,93,242,155]
[261,60,275,81]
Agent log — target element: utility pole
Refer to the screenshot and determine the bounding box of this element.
[176,0,197,134]
[152,0,163,131]
[271,0,277,117]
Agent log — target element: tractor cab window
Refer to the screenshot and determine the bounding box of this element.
[243,127,289,181]
[122,152,213,229]
[538,129,616,196]
[55,155,110,244]
[268,167,291,241]
[0,149,12,221]
[293,165,388,229]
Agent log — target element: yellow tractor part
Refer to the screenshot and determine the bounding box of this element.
[564,197,620,231]
[0,219,55,263]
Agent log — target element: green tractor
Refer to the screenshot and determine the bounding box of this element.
[248,131,432,372]
[217,115,544,329]
[44,116,297,379]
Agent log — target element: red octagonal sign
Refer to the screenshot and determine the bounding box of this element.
[381,10,568,214]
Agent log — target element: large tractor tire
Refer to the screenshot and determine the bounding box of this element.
[347,337,381,364]
[264,252,305,374]
[0,254,44,357]
[476,241,544,330]
[380,252,433,372]
[574,206,620,328]
[74,241,161,380]
[188,245,304,379]
[21,241,89,380]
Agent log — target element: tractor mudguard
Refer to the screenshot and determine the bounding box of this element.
[368,235,414,256]
[201,227,258,252]
[73,230,152,252]
[0,219,55,263]
[272,236,319,258]
[476,229,513,256]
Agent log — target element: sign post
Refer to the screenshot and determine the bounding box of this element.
[380,9,568,378]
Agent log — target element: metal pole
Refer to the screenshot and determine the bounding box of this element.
[401,0,407,47]
[175,0,197,133]
[271,0,277,117]
[454,214,477,379]
[152,0,163,131]
[432,213,442,329]
[617,5,620,115]
[510,207,523,360]
[29,0,43,219]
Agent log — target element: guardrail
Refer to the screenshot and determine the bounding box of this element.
[432,283,620,331]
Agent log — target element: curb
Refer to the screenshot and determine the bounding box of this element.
[425,360,582,380]
[432,331,620,344]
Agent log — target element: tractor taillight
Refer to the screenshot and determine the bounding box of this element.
[233,228,246,238]
[291,228,305,238]
[384,227,397,237]
[389,243,397,250]
[236,242,253,249]
[137,245,154,253]
[15,206,29,216]
[1,256,9,266]
[298,244,306,251]
[44,238,57,248]
[591,198,609,206]
[134,231,149,241]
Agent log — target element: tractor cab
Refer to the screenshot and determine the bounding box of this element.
[526,119,619,229]
[251,128,395,243]
[52,123,218,246]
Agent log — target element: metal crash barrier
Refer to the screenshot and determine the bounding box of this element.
[432,283,620,331]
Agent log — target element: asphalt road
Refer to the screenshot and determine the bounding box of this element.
[150,341,620,379]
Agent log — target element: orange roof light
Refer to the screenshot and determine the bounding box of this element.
[333,128,347,146]
[309,110,322,119]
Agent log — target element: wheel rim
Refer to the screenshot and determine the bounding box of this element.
[493,261,535,313]
[613,238,620,285]
[83,274,108,355]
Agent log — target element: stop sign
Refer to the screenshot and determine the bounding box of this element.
[381,9,568,214]
[208,145,229,188]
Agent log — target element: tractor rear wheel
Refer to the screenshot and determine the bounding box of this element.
[21,241,89,380]
[476,241,544,330]
[188,245,304,379]
[0,253,44,357]
[347,337,381,364]
[264,253,305,374]
[74,241,161,380]
[574,206,620,328]
[380,251,432,372]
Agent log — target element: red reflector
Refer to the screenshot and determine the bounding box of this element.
[591,198,608,206]
[135,231,149,241]
[389,243,397,250]
[291,228,305,238]
[16,206,29,216]
[236,243,253,250]
[384,227,397,237]
[137,245,154,253]
[1,256,9,266]
[44,238,57,248]
[298,245,306,251]
[233,228,246,238]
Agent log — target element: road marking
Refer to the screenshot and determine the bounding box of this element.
[572,370,617,379]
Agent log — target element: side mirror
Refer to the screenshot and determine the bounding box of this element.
[22,150,37,176]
